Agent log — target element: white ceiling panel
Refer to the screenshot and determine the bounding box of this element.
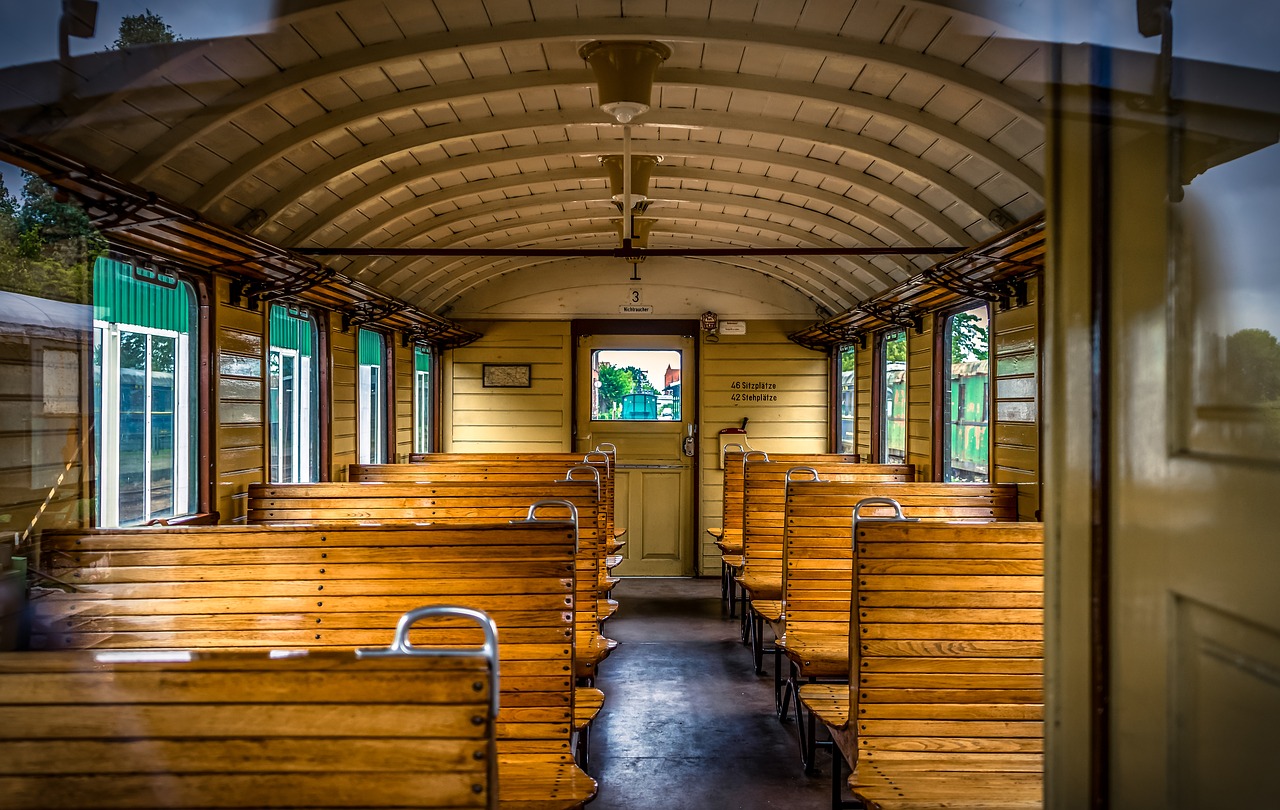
[0,0,1047,318]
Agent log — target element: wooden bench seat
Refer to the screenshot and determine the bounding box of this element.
[782,483,1019,677]
[353,457,622,602]
[737,462,913,676]
[1,618,502,809]
[712,451,861,614]
[33,521,597,810]
[398,451,622,552]
[782,484,1018,774]
[249,478,617,684]
[794,518,1044,810]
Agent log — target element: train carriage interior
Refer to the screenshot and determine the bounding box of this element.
[0,1,1276,808]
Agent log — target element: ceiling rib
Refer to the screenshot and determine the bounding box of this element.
[185,67,1040,215]
[107,17,1043,184]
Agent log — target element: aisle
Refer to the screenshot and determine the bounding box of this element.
[588,578,832,809]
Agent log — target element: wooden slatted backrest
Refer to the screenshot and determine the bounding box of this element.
[352,461,616,592]
[851,520,1045,768]
[739,462,913,595]
[0,647,499,809]
[718,451,861,545]
[782,482,1019,661]
[360,454,618,542]
[245,479,604,664]
[34,522,579,764]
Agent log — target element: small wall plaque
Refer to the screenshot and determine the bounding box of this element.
[482,364,532,388]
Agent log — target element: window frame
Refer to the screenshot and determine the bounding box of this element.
[267,303,321,484]
[834,343,858,454]
[356,326,390,464]
[935,301,993,483]
[588,347,684,422]
[412,343,434,454]
[876,328,908,465]
[91,255,206,527]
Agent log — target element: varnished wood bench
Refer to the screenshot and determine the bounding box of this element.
[738,462,914,677]
[799,516,1044,809]
[402,451,625,551]
[2,605,502,809]
[354,458,623,620]
[712,450,861,616]
[246,477,614,762]
[781,483,1018,773]
[33,520,597,809]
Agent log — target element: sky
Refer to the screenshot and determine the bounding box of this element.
[595,350,681,391]
[0,1,275,69]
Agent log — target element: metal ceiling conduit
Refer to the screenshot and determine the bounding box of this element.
[297,245,962,257]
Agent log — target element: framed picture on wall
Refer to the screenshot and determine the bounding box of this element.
[482,364,532,388]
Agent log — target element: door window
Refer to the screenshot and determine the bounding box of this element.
[590,349,681,421]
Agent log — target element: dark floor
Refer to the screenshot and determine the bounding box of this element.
[587,577,834,809]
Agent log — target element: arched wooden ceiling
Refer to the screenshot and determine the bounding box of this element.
[1,0,1046,321]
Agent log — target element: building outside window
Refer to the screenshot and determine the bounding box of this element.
[268,305,319,483]
[357,328,387,464]
[92,257,197,526]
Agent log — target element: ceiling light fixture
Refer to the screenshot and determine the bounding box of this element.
[578,41,672,125]
[599,154,663,207]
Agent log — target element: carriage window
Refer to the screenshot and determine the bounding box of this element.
[357,328,387,463]
[879,330,907,464]
[268,305,319,483]
[838,344,857,453]
[942,304,990,482]
[413,345,432,453]
[590,349,681,421]
[93,257,197,526]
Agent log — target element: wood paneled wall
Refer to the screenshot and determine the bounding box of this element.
[906,314,935,481]
[698,320,829,574]
[393,340,412,462]
[856,342,873,459]
[443,321,572,452]
[329,323,356,481]
[992,278,1041,521]
[213,278,265,522]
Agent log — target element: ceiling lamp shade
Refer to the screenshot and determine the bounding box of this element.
[579,41,672,124]
[600,154,661,204]
[613,217,657,262]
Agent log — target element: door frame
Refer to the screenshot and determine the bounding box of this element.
[571,318,702,574]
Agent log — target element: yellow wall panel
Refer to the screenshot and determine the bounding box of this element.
[213,278,264,523]
[329,325,356,479]
[443,321,572,452]
[906,315,934,481]
[393,340,413,462]
[698,320,828,573]
[992,277,1041,521]
[856,343,873,458]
